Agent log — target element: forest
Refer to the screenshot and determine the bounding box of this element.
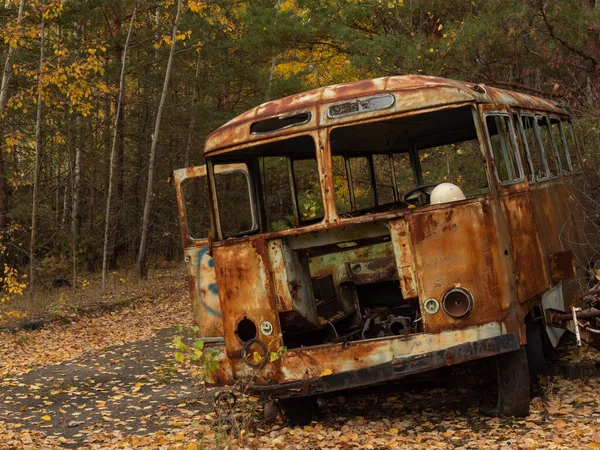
[0,0,598,296]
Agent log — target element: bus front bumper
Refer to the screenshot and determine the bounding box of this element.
[248,333,519,398]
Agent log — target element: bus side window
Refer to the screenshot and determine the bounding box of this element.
[551,117,571,174]
[372,154,396,205]
[181,176,210,240]
[562,121,583,173]
[536,116,560,177]
[519,115,548,181]
[350,157,375,210]
[513,113,535,183]
[485,114,523,185]
[215,168,255,238]
[393,152,416,197]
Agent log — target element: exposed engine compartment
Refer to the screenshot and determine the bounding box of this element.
[276,221,423,349]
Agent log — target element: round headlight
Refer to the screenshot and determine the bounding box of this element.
[442,287,473,318]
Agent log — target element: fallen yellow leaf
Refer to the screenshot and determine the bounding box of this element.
[41,415,51,421]
[320,368,333,377]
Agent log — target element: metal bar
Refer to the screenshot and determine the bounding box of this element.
[409,142,423,186]
[288,158,300,227]
[345,156,356,211]
[206,158,221,241]
[368,154,378,206]
[388,153,398,202]
[552,309,600,323]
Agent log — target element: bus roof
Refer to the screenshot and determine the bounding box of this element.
[205,75,565,156]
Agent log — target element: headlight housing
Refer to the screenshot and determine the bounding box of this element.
[442,287,473,318]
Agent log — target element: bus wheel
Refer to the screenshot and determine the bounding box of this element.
[278,396,318,426]
[480,347,530,417]
[525,313,547,396]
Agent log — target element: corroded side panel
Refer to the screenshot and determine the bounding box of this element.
[267,239,317,323]
[530,182,569,258]
[184,246,223,337]
[530,179,591,310]
[388,218,419,299]
[407,201,502,332]
[308,242,394,287]
[499,191,549,303]
[266,239,294,312]
[212,240,283,373]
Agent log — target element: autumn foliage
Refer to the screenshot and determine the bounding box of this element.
[0,0,597,308]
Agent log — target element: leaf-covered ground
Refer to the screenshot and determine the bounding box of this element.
[1,270,600,449]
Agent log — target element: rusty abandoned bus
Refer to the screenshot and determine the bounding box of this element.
[174,75,598,425]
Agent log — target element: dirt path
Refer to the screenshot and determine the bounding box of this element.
[0,328,213,448]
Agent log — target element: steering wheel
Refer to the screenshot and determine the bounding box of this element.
[402,183,440,205]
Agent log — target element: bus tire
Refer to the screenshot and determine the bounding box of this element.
[278,396,318,426]
[525,313,547,398]
[480,347,530,417]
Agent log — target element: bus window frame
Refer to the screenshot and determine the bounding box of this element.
[562,120,584,174]
[534,114,562,179]
[549,115,574,175]
[516,111,551,183]
[482,111,525,187]
[513,112,535,184]
[208,133,327,240]
[211,162,259,240]
[327,103,489,219]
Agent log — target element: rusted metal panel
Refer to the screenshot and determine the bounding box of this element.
[308,242,394,286]
[406,200,502,333]
[266,239,294,312]
[549,250,576,283]
[529,181,574,258]
[267,239,316,324]
[184,246,224,337]
[499,191,549,303]
[388,218,419,299]
[317,128,337,225]
[173,165,224,338]
[173,165,206,248]
[347,256,397,285]
[205,75,564,155]
[249,333,519,397]
[212,239,283,376]
[226,321,505,385]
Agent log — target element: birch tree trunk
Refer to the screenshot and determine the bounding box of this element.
[136,0,182,279]
[0,0,26,232]
[184,51,201,168]
[29,11,45,291]
[264,0,281,102]
[71,116,81,288]
[102,5,136,292]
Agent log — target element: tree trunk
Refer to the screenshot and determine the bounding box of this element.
[87,169,95,272]
[108,8,124,271]
[29,11,45,291]
[71,116,81,288]
[0,0,26,233]
[136,0,183,279]
[102,5,136,292]
[265,0,281,102]
[184,51,201,168]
